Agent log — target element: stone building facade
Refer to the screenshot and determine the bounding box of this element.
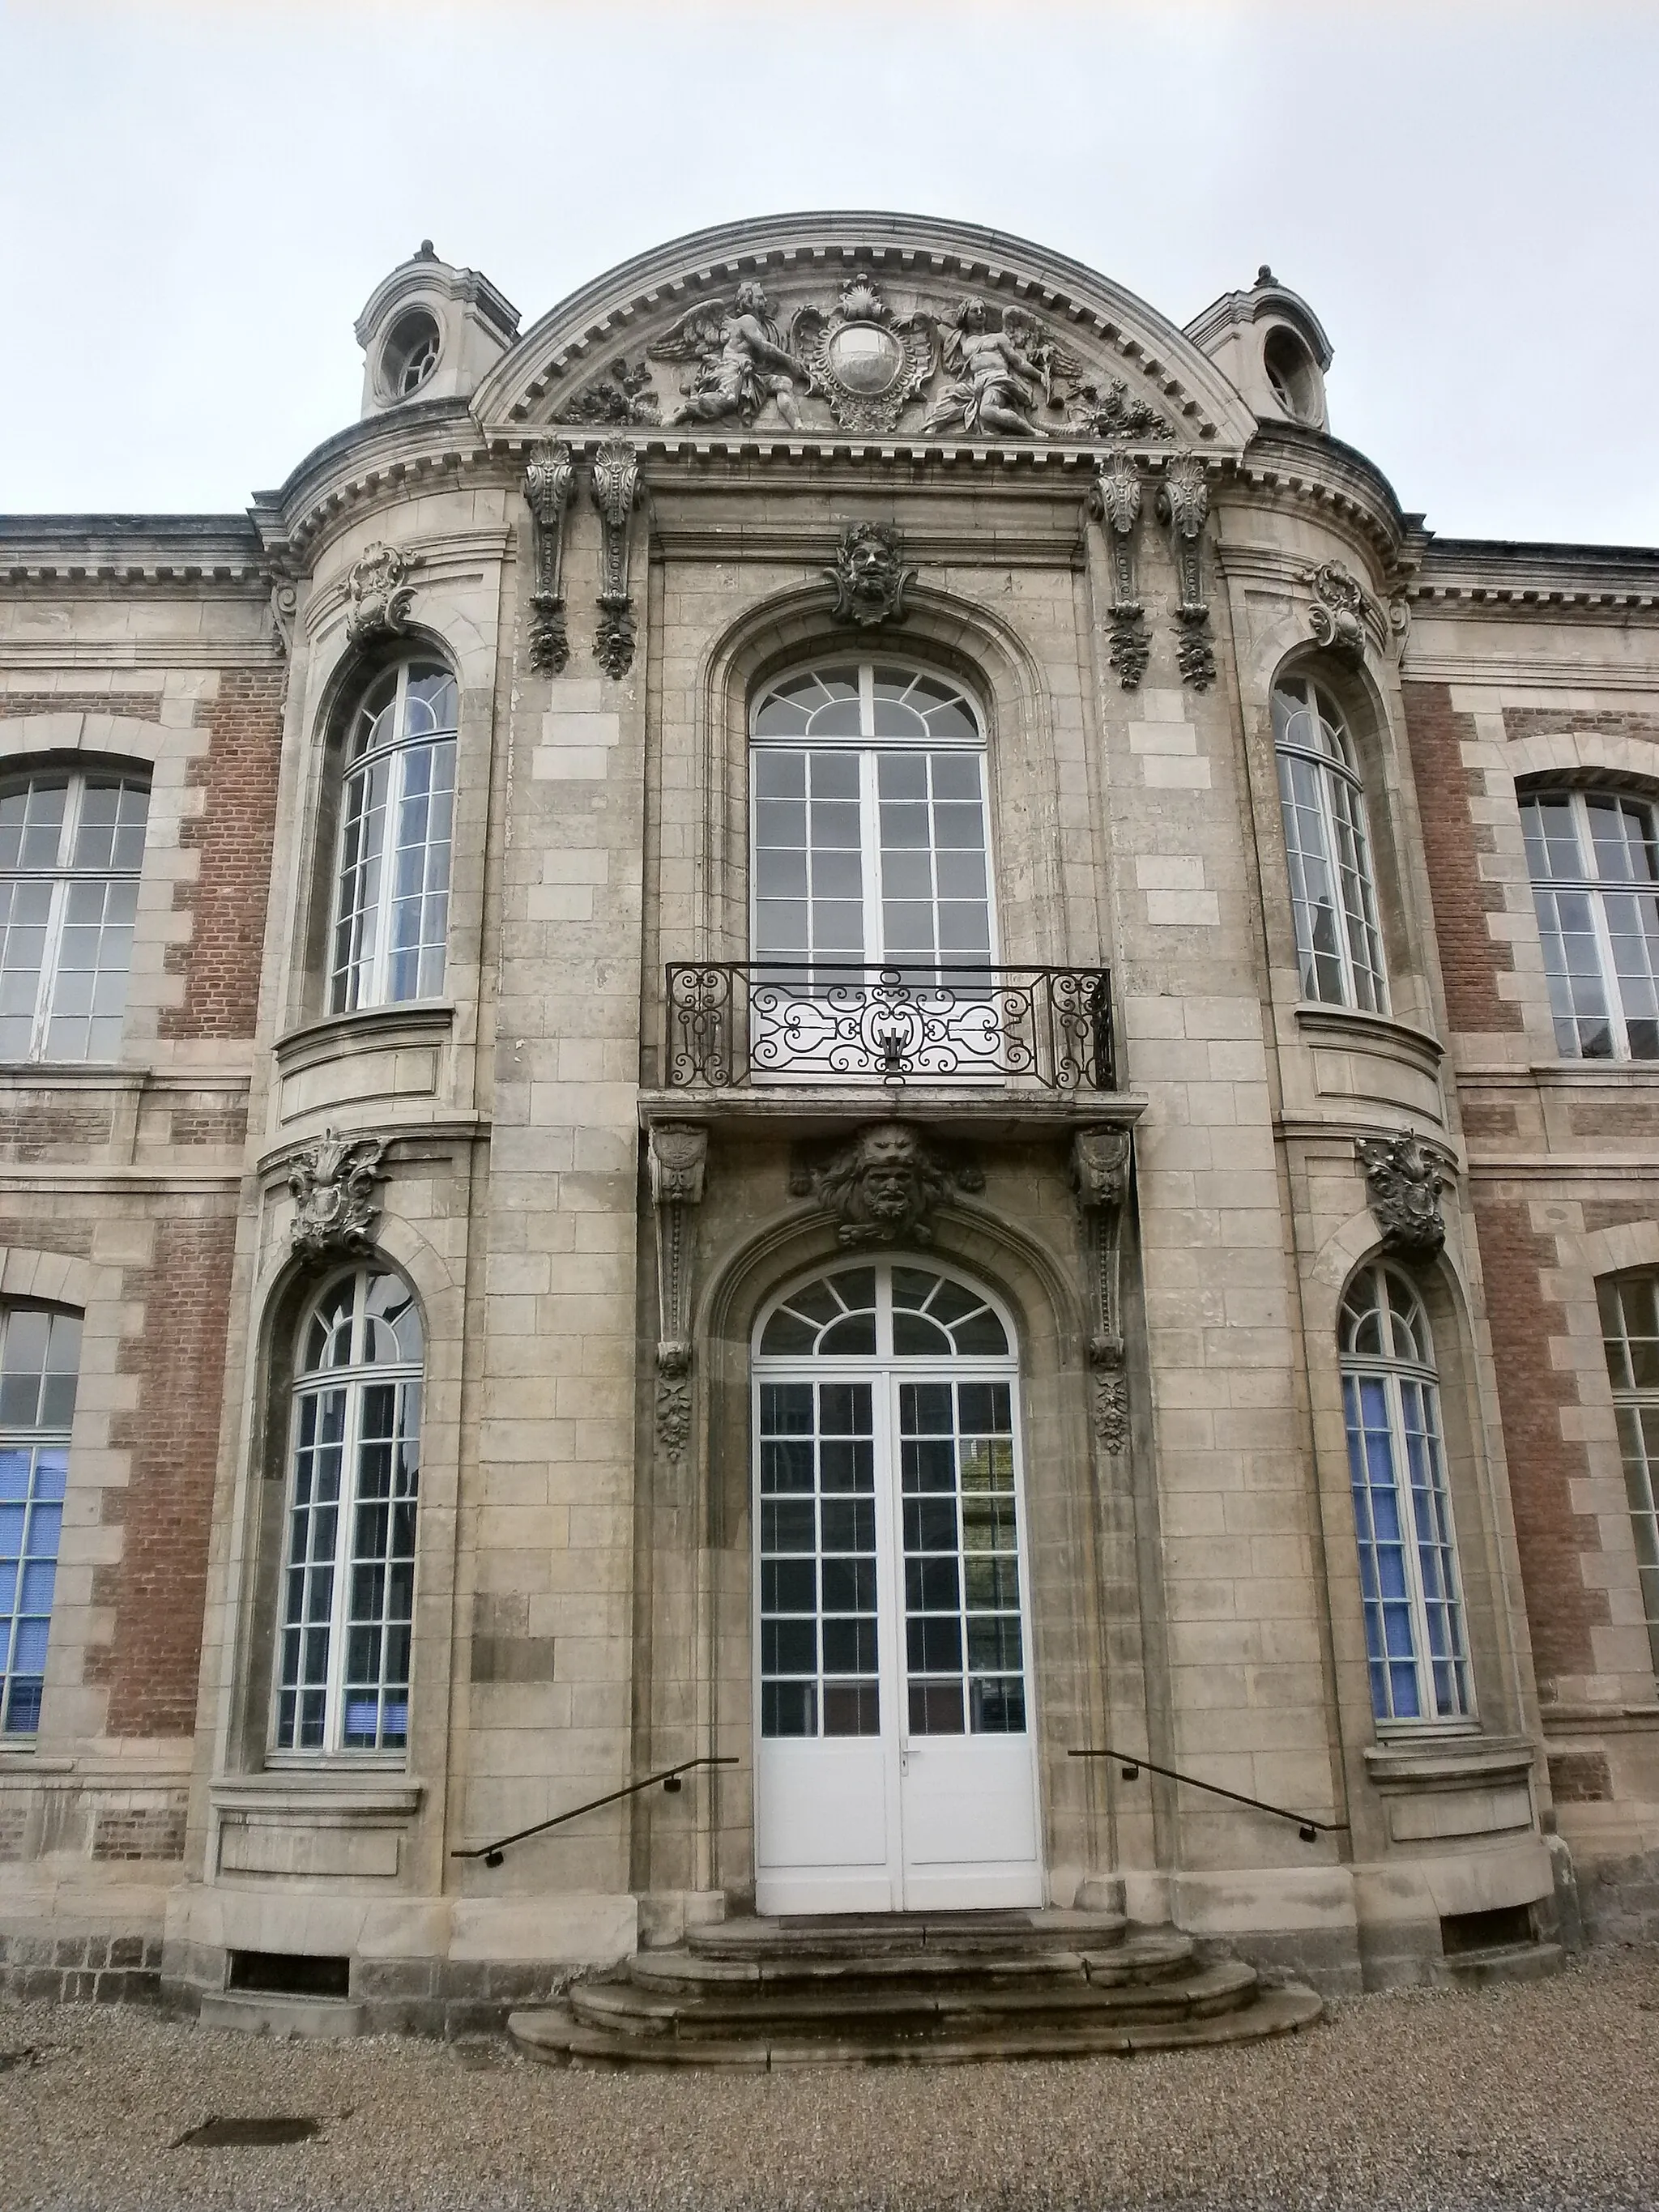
[1,213,1656,2027]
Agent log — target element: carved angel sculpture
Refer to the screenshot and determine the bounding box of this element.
[919,299,1075,438]
[649,283,807,429]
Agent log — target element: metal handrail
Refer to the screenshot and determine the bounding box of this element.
[1070,1745,1348,1844]
[453,1757,739,1869]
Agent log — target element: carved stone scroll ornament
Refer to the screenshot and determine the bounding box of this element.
[648,1124,708,1460]
[1355,1130,1447,1259]
[590,438,641,678]
[1155,456,1216,693]
[791,1121,983,1248]
[522,441,574,676]
[269,578,297,658]
[1071,1127,1133,1454]
[345,542,417,647]
[789,277,936,433]
[1307,560,1381,665]
[288,1127,388,1263]
[826,522,916,630]
[1088,455,1148,690]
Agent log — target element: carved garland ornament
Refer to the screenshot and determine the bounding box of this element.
[826,522,916,629]
[522,440,575,675]
[1156,456,1215,693]
[790,1122,983,1247]
[1072,1127,1133,1454]
[648,1124,708,1459]
[590,438,641,677]
[1356,1130,1447,1259]
[1089,454,1148,690]
[288,1127,388,1263]
[345,542,417,647]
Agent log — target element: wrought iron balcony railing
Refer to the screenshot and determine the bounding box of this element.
[664,963,1115,1091]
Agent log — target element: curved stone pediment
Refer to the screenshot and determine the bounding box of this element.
[471,211,1258,452]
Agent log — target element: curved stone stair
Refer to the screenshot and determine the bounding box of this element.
[509,1910,1321,2069]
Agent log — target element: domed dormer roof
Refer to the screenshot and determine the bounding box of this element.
[1185,266,1333,433]
[355,241,520,420]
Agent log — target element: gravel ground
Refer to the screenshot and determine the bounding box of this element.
[3,1947,1658,2211]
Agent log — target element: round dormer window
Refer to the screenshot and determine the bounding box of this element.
[381,308,441,401]
[1262,325,1322,426]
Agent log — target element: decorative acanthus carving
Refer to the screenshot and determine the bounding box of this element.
[590,438,641,678]
[826,522,916,629]
[1063,377,1176,443]
[917,299,1079,440]
[1071,1127,1133,1453]
[789,277,936,433]
[1156,456,1215,692]
[650,285,806,430]
[1307,560,1384,664]
[1089,454,1148,690]
[345,543,417,646]
[1356,1130,1447,1259]
[791,1122,983,1247]
[566,355,661,426]
[288,1127,388,1263]
[648,1124,709,1460]
[522,440,575,676]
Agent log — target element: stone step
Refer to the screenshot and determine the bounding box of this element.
[687,1909,1128,1962]
[510,1984,1324,2070]
[569,1957,1262,2042]
[629,1929,1193,1995]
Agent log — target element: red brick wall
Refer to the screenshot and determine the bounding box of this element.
[160,666,285,1042]
[1469,1191,1608,1691]
[1400,682,1522,1034]
[98,1214,237,1739]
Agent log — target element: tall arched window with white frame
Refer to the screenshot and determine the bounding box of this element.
[1521,789,1659,1061]
[1341,1264,1473,1726]
[1273,676,1388,1012]
[0,1304,81,1736]
[0,766,149,1062]
[329,660,457,1013]
[274,1268,423,1757]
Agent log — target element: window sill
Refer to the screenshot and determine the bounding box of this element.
[1525,1058,1659,1085]
[212,1771,423,1820]
[1364,1733,1535,1793]
[274,1001,454,1077]
[1292,1001,1444,1071]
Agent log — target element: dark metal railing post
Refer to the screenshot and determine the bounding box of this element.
[453,1756,739,1869]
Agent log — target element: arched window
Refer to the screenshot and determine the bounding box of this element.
[1273,677,1387,1012]
[1521,790,1659,1061]
[275,1268,423,1755]
[0,767,149,1062]
[750,663,992,974]
[0,1305,82,1734]
[329,661,457,1013]
[1597,1272,1659,1677]
[1341,1265,1472,1724]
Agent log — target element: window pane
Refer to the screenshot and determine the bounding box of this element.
[758,1380,878,1738]
[0,1309,80,1737]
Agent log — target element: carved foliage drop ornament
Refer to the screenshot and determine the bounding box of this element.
[1356,1130,1447,1259]
[792,1122,983,1247]
[649,1124,708,1460]
[288,1127,388,1262]
[1157,455,1215,693]
[1089,454,1148,690]
[522,441,574,675]
[790,277,936,433]
[1072,1127,1132,1454]
[345,543,416,647]
[826,522,916,630]
[590,438,641,677]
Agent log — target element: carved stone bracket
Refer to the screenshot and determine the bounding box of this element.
[1072,1127,1132,1454]
[591,437,641,678]
[1307,560,1385,665]
[649,1124,709,1459]
[1356,1129,1447,1259]
[523,440,575,675]
[790,1121,983,1247]
[1156,456,1215,693]
[1089,454,1147,690]
[269,578,297,658]
[826,522,916,629]
[345,542,418,647]
[288,1127,389,1263]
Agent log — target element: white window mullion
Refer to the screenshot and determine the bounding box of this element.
[28,880,69,1063]
[324,1290,369,1753]
[861,752,884,967]
[1575,794,1633,1060]
[1314,761,1356,1008]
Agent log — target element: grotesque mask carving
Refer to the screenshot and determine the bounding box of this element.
[826,522,917,629]
[795,1121,982,1246]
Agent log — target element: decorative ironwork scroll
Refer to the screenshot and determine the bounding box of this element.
[523,440,575,675]
[647,1123,708,1459]
[1156,455,1215,692]
[1072,1126,1133,1454]
[591,437,641,677]
[288,1127,388,1262]
[1089,454,1147,690]
[664,964,1115,1093]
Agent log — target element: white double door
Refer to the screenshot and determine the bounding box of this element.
[753,1307,1043,1914]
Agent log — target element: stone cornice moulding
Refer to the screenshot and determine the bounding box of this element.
[467,211,1258,445]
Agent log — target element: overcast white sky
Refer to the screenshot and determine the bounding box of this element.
[2,1,1654,545]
